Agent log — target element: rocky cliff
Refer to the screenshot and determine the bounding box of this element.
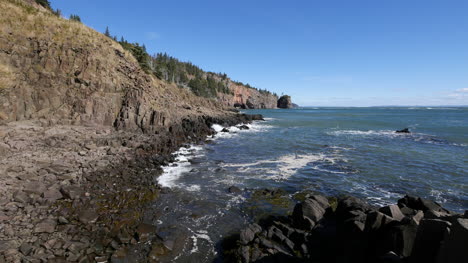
[0,0,236,132]
[217,82,278,109]
[277,95,293,108]
[0,2,268,261]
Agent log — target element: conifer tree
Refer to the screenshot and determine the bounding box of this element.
[104,27,111,38]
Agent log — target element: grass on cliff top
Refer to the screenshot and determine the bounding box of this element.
[0,0,229,116]
[1,0,125,54]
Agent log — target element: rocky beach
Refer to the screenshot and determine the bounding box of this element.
[0,113,263,262]
[1,1,467,263]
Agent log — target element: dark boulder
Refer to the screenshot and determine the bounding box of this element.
[396,128,410,133]
[377,221,419,258]
[135,223,157,242]
[378,251,403,263]
[238,125,250,130]
[379,205,405,221]
[277,95,293,109]
[228,186,242,194]
[221,128,230,133]
[436,218,468,263]
[292,196,329,230]
[411,219,452,263]
[397,195,448,213]
[365,211,396,232]
[240,223,262,245]
[336,196,373,222]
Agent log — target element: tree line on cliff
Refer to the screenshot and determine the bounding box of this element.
[37,0,278,100]
[116,38,278,99]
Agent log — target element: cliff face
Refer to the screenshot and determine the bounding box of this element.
[277,95,293,108]
[0,0,232,132]
[217,82,278,109]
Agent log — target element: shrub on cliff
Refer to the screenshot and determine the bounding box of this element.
[119,39,151,73]
[69,14,81,23]
[34,0,50,9]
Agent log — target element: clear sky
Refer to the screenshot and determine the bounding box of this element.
[52,0,468,106]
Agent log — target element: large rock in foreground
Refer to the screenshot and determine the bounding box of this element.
[224,194,467,263]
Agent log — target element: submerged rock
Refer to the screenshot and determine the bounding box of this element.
[396,128,411,133]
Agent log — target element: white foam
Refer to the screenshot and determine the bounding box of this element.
[189,229,214,254]
[222,153,342,181]
[185,184,201,192]
[157,145,203,188]
[328,130,399,137]
[211,124,224,132]
[210,122,273,140]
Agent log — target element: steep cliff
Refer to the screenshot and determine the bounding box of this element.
[277,95,293,108]
[215,82,277,109]
[0,0,235,132]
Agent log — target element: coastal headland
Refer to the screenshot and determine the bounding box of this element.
[0,1,466,263]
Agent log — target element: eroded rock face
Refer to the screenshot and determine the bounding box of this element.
[0,0,240,132]
[217,82,278,109]
[277,95,293,108]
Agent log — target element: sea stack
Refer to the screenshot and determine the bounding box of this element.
[277,95,293,108]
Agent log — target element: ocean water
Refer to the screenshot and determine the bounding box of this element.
[151,107,468,262]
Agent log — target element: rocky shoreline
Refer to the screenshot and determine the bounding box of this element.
[0,113,262,263]
[223,193,468,263]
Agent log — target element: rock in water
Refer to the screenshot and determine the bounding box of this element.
[396,128,410,133]
[277,95,293,109]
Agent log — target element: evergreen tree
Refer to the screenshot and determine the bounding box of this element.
[53,8,61,17]
[35,0,51,10]
[69,14,81,22]
[104,26,111,38]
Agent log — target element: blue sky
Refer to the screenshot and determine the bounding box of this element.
[53,0,468,106]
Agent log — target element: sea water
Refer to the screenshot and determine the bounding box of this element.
[151,107,468,262]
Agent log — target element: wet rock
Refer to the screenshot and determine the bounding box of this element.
[221,128,230,132]
[135,223,157,242]
[396,128,410,133]
[34,218,56,233]
[292,196,327,229]
[379,205,405,221]
[111,247,129,263]
[228,186,242,194]
[238,125,249,130]
[148,241,170,260]
[78,209,99,224]
[240,224,262,245]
